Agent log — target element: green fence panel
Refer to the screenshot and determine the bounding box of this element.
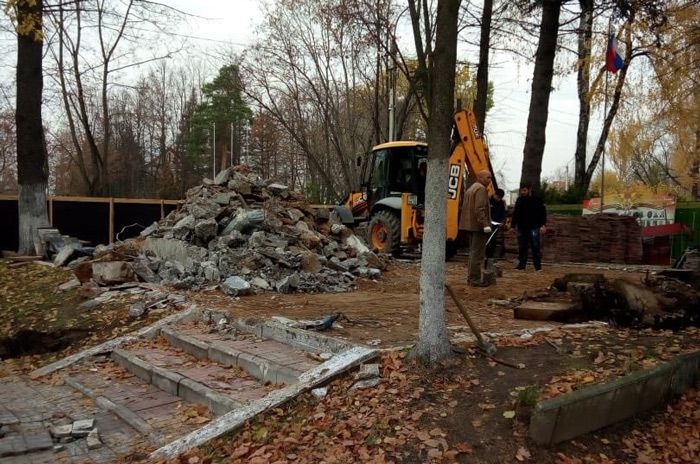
[672,203,700,260]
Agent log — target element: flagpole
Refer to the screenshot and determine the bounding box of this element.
[601,18,612,214]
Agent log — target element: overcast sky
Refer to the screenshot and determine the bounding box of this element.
[162,0,606,192]
[0,0,604,192]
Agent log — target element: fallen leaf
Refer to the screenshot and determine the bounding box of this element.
[515,446,531,461]
[503,410,516,419]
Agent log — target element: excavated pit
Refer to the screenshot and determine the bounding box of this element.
[0,328,90,359]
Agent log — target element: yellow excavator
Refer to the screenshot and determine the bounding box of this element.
[332,110,497,258]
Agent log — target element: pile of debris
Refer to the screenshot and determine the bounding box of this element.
[514,273,699,329]
[505,214,643,264]
[68,166,384,295]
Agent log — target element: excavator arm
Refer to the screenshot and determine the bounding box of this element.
[446,110,497,241]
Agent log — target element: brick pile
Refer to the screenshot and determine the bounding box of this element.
[505,214,643,264]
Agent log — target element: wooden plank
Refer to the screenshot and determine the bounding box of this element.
[0,194,181,205]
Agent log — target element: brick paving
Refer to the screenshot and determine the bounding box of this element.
[0,317,349,462]
[0,375,143,463]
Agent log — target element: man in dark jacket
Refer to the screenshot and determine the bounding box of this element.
[510,183,547,271]
[486,188,506,259]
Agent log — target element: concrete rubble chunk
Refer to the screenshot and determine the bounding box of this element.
[92,261,136,285]
[355,363,380,381]
[86,428,102,450]
[267,183,289,197]
[140,222,159,237]
[129,303,146,319]
[53,244,81,267]
[173,215,195,239]
[194,218,217,242]
[221,276,251,296]
[49,424,72,439]
[311,387,328,399]
[214,169,231,185]
[212,192,233,205]
[351,377,382,390]
[132,259,159,283]
[58,279,81,291]
[276,273,300,293]
[222,209,266,235]
[71,419,94,438]
[251,277,271,290]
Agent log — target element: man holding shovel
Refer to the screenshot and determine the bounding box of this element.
[459,170,494,287]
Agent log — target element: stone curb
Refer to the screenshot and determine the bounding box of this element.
[234,318,355,354]
[530,350,700,445]
[110,348,243,416]
[29,307,197,378]
[62,375,164,444]
[160,327,302,385]
[149,345,378,460]
[161,327,209,360]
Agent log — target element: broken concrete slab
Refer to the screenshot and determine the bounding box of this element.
[86,428,101,449]
[514,301,579,322]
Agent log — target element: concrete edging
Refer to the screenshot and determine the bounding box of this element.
[29,307,198,379]
[161,327,302,385]
[110,348,243,416]
[234,318,355,354]
[149,345,378,460]
[530,350,700,445]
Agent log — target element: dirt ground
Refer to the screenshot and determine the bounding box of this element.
[187,256,646,348]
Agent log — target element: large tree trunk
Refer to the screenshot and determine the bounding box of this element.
[474,0,493,133]
[520,0,563,190]
[16,0,49,255]
[573,0,593,192]
[411,0,461,365]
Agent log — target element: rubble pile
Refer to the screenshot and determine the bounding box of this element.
[505,214,643,264]
[78,166,384,294]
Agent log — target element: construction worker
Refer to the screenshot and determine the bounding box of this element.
[459,170,493,287]
[511,183,547,271]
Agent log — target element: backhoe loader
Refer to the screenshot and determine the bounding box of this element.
[332,110,498,258]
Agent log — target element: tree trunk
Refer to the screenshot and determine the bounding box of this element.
[411,0,461,365]
[474,0,493,133]
[16,0,49,255]
[573,0,593,192]
[520,0,563,190]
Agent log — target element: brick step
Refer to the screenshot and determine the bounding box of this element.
[64,356,214,445]
[112,337,281,412]
[163,323,321,385]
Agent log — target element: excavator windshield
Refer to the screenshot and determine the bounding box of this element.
[366,144,428,208]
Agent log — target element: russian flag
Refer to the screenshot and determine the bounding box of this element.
[606,33,624,73]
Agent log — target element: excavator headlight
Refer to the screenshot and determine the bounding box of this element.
[408,194,418,206]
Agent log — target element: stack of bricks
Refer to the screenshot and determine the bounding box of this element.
[504,214,643,264]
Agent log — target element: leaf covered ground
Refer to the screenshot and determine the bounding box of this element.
[153,325,699,464]
[0,260,166,374]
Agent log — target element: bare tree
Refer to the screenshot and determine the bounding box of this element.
[10,0,50,254]
[410,0,462,364]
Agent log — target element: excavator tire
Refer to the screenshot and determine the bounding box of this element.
[368,210,401,257]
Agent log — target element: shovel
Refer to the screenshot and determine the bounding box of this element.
[445,284,497,355]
